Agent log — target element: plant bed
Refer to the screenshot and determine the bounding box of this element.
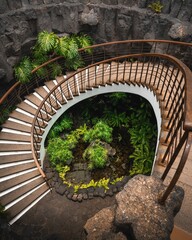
[44,93,157,201]
[44,156,131,201]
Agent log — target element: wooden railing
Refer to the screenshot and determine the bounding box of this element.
[1,40,192,112]
[1,40,192,203]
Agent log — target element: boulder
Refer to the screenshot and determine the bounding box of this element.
[115,175,184,240]
[84,206,127,240]
[84,175,184,240]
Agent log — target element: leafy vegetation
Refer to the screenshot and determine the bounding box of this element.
[83,140,108,170]
[148,1,163,13]
[83,121,112,143]
[128,102,157,176]
[0,105,16,126]
[14,31,93,83]
[46,93,157,193]
[47,137,73,166]
[47,120,112,170]
[48,115,73,139]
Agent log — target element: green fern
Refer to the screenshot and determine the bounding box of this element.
[37,31,58,54]
[14,57,33,83]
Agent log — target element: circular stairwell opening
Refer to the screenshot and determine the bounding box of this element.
[44,92,158,201]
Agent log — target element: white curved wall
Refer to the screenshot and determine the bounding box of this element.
[40,83,162,174]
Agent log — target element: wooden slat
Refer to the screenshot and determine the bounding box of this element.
[0,177,45,206]
[7,183,49,220]
[0,153,34,164]
[0,162,38,178]
[0,132,30,142]
[0,169,40,192]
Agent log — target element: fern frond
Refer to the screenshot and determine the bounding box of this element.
[14,57,32,83]
[37,31,58,54]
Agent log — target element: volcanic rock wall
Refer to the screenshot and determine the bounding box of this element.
[0,0,192,83]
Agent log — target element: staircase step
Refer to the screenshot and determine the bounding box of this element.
[17,101,36,115]
[17,101,50,121]
[0,132,30,142]
[0,169,40,192]
[9,111,33,124]
[2,120,31,133]
[0,143,31,152]
[0,153,34,164]
[35,86,61,111]
[25,94,55,116]
[0,177,45,206]
[0,162,38,178]
[7,183,49,221]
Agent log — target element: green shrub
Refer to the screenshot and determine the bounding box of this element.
[83,121,112,143]
[103,109,128,128]
[47,137,73,166]
[14,31,93,83]
[48,115,73,139]
[83,140,108,170]
[14,57,33,83]
[127,102,157,176]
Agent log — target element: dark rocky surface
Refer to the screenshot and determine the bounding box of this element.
[84,175,184,240]
[0,0,192,84]
[11,190,116,240]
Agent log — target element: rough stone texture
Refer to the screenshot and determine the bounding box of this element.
[84,206,127,240]
[84,175,184,240]
[0,0,192,84]
[168,22,192,41]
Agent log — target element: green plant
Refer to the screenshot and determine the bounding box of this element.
[127,102,157,176]
[47,137,73,166]
[103,109,128,128]
[83,140,108,170]
[55,164,70,180]
[48,115,73,139]
[83,121,112,143]
[148,1,163,13]
[108,92,129,106]
[0,105,16,125]
[14,57,33,83]
[14,31,93,83]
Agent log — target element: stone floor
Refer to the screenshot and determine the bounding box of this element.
[10,148,192,239]
[11,192,116,240]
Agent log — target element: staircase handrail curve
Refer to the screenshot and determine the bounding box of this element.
[1,39,192,107]
[32,52,192,132]
[31,52,192,195]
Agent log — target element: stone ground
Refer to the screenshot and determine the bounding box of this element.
[10,149,192,239]
[11,191,116,240]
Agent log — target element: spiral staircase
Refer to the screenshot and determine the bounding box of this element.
[0,40,192,226]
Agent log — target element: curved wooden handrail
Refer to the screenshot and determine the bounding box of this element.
[30,52,192,204]
[0,81,19,105]
[1,39,192,203]
[1,39,192,105]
